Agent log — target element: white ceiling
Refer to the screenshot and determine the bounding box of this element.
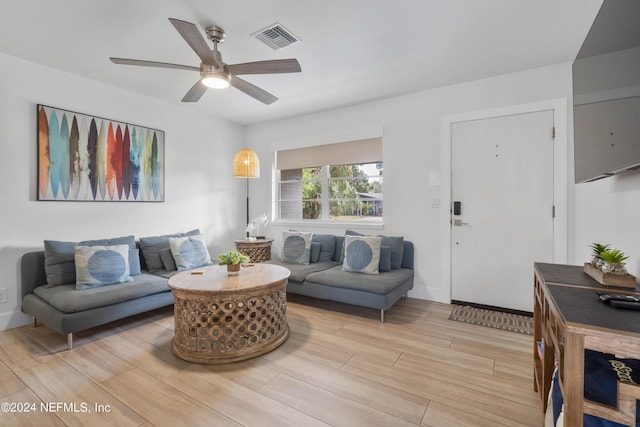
[0,0,603,125]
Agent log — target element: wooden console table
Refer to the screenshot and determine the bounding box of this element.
[234,238,273,263]
[168,263,290,364]
[534,263,640,426]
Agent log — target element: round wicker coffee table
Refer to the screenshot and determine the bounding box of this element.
[168,263,290,364]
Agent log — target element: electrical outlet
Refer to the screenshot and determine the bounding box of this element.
[0,288,7,304]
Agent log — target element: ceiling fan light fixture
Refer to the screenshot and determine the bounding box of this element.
[111,18,300,104]
[202,70,231,89]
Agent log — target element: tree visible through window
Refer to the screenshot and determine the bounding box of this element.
[278,162,383,221]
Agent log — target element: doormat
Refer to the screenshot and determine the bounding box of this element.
[448,305,533,335]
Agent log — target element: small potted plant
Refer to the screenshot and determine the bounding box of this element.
[218,250,250,275]
[599,249,629,275]
[588,243,610,269]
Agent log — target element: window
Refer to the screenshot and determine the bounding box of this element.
[276,139,383,223]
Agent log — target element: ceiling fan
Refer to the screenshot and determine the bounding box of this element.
[110,18,301,105]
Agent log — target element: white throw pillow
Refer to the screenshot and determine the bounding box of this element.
[75,244,133,289]
[342,235,382,275]
[168,234,213,271]
[281,231,313,264]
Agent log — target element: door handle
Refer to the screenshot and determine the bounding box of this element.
[453,219,470,227]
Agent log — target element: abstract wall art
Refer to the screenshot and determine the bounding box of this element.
[37,104,165,201]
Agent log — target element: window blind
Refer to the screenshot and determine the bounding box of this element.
[276,138,382,170]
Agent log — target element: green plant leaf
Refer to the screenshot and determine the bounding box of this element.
[589,243,610,258]
[217,250,250,265]
[599,248,629,263]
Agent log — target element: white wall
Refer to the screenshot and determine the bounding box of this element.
[246,63,576,304]
[5,50,637,330]
[0,52,246,330]
[570,172,640,279]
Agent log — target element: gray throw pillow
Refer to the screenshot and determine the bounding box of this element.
[379,245,392,272]
[139,229,200,273]
[44,240,77,286]
[310,241,322,263]
[159,248,177,271]
[312,234,336,262]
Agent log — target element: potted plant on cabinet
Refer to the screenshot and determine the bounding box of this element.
[218,251,250,275]
[588,242,610,268]
[584,244,635,288]
[599,249,629,276]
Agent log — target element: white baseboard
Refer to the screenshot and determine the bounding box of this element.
[0,309,32,331]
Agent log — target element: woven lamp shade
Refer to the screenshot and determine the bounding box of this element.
[233,148,260,178]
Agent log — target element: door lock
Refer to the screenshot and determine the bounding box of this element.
[453,201,461,215]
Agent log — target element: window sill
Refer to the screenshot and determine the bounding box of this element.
[272,220,385,231]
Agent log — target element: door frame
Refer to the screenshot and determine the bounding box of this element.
[440,99,568,304]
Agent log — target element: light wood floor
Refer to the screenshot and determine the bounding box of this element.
[0,295,541,426]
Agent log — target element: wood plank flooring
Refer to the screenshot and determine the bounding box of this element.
[0,295,541,426]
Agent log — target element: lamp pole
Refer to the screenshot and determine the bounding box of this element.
[245,177,250,238]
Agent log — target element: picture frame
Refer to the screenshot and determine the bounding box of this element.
[37,104,165,202]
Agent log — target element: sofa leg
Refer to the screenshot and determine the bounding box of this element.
[67,333,73,350]
[33,317,38,327]
[380,309,385,323]
[403,293,408,300]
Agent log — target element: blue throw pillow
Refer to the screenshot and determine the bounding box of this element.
[44,235,140,286]
[346,230,404,269]
[281,231,312,264]
[75,244,134,289]
[342,235,382,275]
[79,235,141,276]
[168,234,213,271]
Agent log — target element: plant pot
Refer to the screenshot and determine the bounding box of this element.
[602,261,627,276]
[590,255,604,270]
[226,263,241,275]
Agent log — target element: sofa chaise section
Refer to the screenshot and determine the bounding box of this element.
[268,235,414,322]
[21,250,173,349]
[20,229,212,350]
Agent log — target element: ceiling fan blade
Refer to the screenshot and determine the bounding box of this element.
[230,76,278,105]
[168,18,219,68]
[227,59,301,75]
[110,57,200,72]
[181,80,208,102]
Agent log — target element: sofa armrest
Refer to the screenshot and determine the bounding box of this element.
[21,251,48,298]
[401,241,414,270]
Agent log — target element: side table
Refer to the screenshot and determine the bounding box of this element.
[234,238,273,263]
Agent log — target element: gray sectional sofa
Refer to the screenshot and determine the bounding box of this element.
[267,233,414,322]
[21,230,413,352]
[20,230,203,349]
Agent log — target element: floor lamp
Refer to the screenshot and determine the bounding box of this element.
[233,148,260,238]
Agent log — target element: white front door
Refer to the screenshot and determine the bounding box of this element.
[450,110,554,312]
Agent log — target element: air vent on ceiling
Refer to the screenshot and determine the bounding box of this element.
[252,22,301,50]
